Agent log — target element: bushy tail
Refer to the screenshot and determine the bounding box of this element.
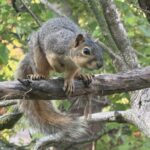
[15,54,87,139]
[18,100,87,139]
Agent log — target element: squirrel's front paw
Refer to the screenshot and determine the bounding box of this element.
[27,74,46,80]
[63,79,74,96]
[77,74,94,86]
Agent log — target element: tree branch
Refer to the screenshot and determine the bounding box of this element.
[0,111,22,130]
[0,66,150,100]
[0,100,17,107]
[99,0,139,70]
[87,0,118,52]
[97,41,125,70]
[98,0,150,139]
[20,0,42,26]
[33,109,140,150]
[86,0,127,70]
[40,0,63,17]
[34,128,116,150]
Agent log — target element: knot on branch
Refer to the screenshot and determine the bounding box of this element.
[18,79,32,87]
[114,111,127,123]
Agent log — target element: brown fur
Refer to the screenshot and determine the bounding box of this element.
[15,17,103,139]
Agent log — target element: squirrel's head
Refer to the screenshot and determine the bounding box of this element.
[71,34,103,70]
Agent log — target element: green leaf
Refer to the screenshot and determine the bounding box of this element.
[139,25,150,37]
[0,44,9,65]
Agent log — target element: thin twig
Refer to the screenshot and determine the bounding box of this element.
[40,0,63,17]
[20,0,42,26]
[0,100,18,107]
[97,40,121,61]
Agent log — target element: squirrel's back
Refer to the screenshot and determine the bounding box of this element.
[39,17,81,37]
[37,17,85,54]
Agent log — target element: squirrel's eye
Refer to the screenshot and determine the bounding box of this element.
[83,47,91,55]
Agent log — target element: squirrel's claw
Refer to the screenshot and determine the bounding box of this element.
[77,74,94,86]
[63,79,74,96]
[27,74,46,80]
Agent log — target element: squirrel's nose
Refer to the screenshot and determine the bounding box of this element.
[97,62,103,69]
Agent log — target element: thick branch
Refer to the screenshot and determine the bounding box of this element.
[98,0,150,138]
[34,128,115,150]
[34,109,133,150]
[0,66,150,100]
[87,0,127,71]
[0,111,22,130]
[87,0,118,52]
[99,0,139,70]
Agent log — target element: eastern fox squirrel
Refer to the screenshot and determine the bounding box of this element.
[15,17,103,139]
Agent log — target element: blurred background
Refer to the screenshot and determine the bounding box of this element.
[0,0,150,149]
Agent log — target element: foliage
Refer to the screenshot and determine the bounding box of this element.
[0,0,150,149]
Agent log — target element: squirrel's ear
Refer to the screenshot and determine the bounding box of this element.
[75,34,85,47]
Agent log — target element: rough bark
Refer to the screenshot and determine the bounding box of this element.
[0,66,150,100]
[87,0,119,52]
[0,111,22,130]
[99,0,139,70]
[99,0,150,138]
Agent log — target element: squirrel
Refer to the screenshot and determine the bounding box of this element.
[15,17,103,139]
